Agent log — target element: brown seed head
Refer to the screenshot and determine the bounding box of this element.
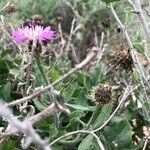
[94,84,112,105]
[115,50,134,72]
[31,14,43,22]
[101,18,111,28]
[7,3,17,13]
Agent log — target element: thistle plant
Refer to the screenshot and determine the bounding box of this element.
[12,20,55,48]
[0,0,149,150]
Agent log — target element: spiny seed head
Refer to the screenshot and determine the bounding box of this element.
[92,84,112,105]
[115,50,134,72]
[108,50,134,73]
[101,18,111,28]
[7,3,17,13]
[31,14,43,22]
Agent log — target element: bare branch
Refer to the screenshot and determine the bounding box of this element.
[142,138,149,150]
[49,130,105,150]
[0,100,51,150]
[0,2,11,12]
[28,101,70,125]
[130,0,150,40]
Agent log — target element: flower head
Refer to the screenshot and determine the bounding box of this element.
[12,21,55,44]
[91,84,113,105]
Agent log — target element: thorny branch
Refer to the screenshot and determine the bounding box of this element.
[0,100,70,148]
[28,101,70,125]
[128,0,150,40]
[0,100,51,150]
[49,130,105,150]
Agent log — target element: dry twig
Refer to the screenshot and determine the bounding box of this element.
[49,130,105,150]
[0,100,51,150]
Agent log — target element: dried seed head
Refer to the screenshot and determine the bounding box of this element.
[115,50,134,72]
[107,50,134,73]
[7,3,17,13]
[101,18,111,28]
[31,14,43,22]
[93,84,112,105]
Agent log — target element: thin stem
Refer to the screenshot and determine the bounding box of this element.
[142,137,149,150]
[35,55,49,85]
[0,2,10,12]
[24,44,35,96]
[132,0,150,39]
[49,130,105,150]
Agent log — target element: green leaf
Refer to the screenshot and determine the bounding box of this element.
[101,0,121,4]
[0,74,9,84]
[61,82,78,102]
[0,82,11,101]
[0,59,9,74]
[9,68,20,76]
[49,126,58,138]
[92,102,113,129]
[76,71,86,86]
[48,68,60,81]
[51,145,64,150]
[78,135,93,150]
[65,103,95,111]
[89,63,105,86]
[0,138,17,150]
[103,119,133,148]
[1,48,13,58]
[10,92,23,100]
[33,98,46,111]
[70,110,85,119]
[133,42,145,53]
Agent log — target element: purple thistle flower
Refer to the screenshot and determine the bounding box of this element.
[12,21,55,44]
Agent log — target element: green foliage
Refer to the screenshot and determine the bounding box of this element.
[101,0,121,4]
[78,135,94,150]
[92,102,113,129]
[0,48,22,102]
[103,119,133,149]
[133,42,145,53]
[0,138,18,150]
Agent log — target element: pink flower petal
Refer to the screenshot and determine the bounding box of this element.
[11,22,55,44]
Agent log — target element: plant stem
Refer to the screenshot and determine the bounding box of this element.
[35,55,49,86]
